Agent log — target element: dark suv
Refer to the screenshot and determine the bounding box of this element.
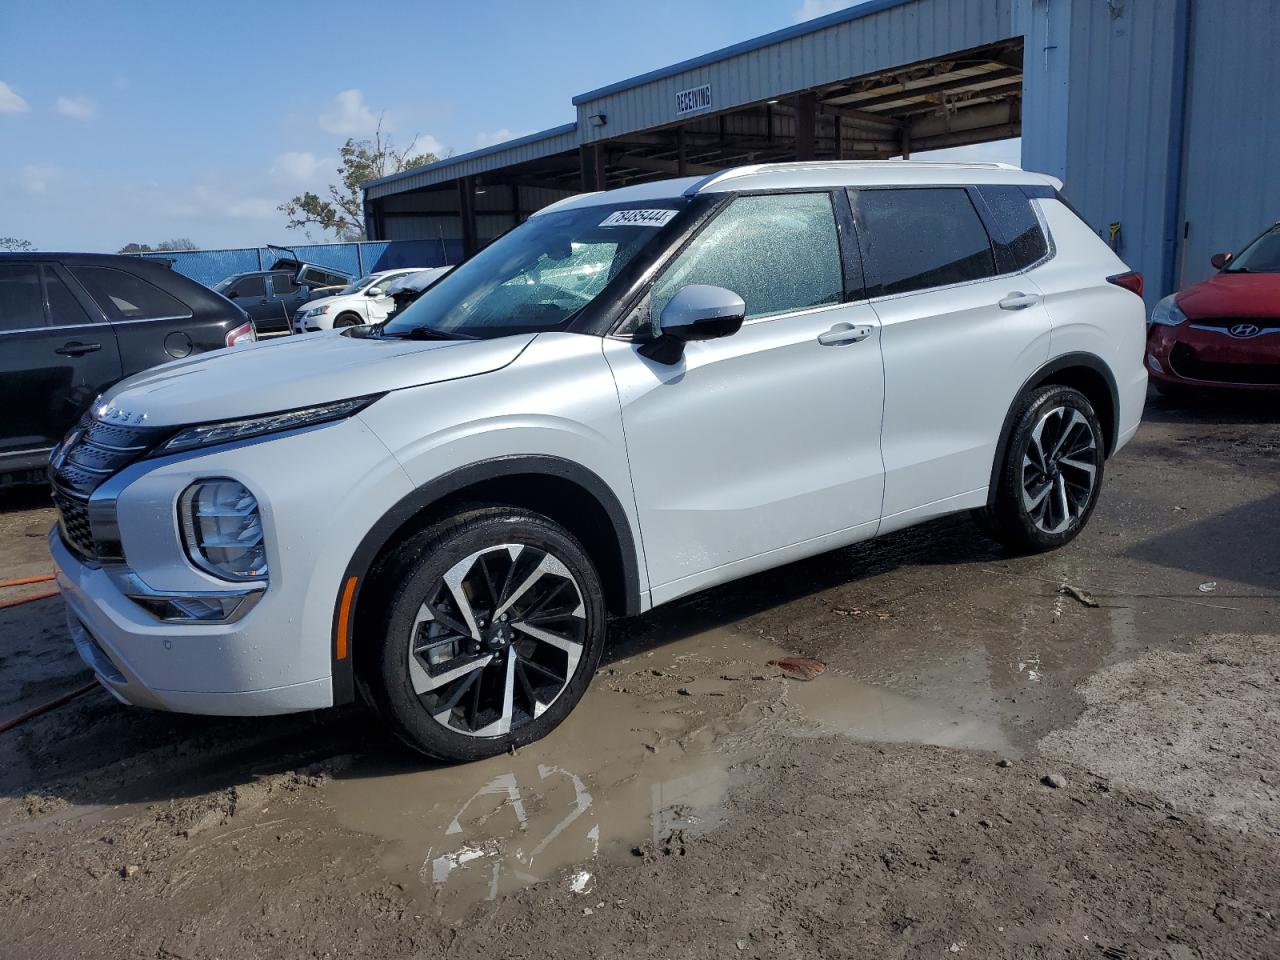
[0,252,254,485]
[212,262,351,336]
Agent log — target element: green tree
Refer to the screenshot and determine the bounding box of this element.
[0,237,35,252]
[117,238,198,254]
[279,120,438,242]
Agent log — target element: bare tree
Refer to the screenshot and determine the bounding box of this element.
[279,118,439,242]
[0,237,35,252]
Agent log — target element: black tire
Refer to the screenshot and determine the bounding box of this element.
[978,385,1105,554]
[361,506,606,762]
[333,313,362,328]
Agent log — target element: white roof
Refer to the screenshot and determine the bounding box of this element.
[536,161,1061,216]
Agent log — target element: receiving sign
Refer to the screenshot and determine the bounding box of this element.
[599,209,679,228]
[675,83,713,117]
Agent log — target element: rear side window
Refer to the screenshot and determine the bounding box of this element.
[650,192,843,322]
[0,263,45,331]
[976,185,1049,272]
[270,273,301,298]
[43,266,93,326]
[850,188,996,297]
[69,266,192,321]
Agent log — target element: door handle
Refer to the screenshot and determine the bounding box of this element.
[55,341,102,356]
[998,292,1040,311]
[818,323,874,346]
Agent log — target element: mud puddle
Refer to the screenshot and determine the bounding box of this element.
[324,627,1011,913]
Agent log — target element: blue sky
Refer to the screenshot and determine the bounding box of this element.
[0,0,1017,253]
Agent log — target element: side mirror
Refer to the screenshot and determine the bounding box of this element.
[1210,252,1233,270]
[226,290,239,300]
[639,285,746,364]
[367,286,385,298]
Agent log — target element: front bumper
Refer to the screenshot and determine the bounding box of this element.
[53,530,333,714]
[48,414,416,716]
[1147,323,1280,392]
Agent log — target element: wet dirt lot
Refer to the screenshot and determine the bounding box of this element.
[1,392,1278,959]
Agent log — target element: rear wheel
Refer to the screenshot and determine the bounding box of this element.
[363,507,606,762]
[978,385,1105,554]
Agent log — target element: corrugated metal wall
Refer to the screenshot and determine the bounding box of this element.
[139,240,456,288]
[1178,0,1280,288]
[574,0,1016,141]
[1059,0,1182,303]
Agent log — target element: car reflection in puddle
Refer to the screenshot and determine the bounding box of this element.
[323,628,1010,912]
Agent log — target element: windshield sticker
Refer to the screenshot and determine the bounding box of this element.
[599,209,678,228]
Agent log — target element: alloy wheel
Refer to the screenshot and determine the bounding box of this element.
[1020,405,1099,534]
[407,544,586,738]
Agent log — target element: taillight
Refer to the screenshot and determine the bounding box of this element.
[1106,271,1144,298]
[225,320,256,348]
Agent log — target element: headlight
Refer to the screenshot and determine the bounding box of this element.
[154,394,383,455]
[1150,294,1186,326]
[304,305,331,318]
[178,479,267,581]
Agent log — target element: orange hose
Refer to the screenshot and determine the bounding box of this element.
[0,588,60,610]
[0,682,96,735]
[0,574,56,589]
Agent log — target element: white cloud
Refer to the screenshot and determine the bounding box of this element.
[0,81,30,114]
[404,133,445,158]
[19,163,59,194]
[474,128,532,149]
[271,151,332,185]
[318,89,383,136]
[793,0,856,23]
[56,95,96,120]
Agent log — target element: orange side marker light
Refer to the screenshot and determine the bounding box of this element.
[335,576,358,661]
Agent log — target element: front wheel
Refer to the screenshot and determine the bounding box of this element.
[333,313,362,328]
[978,385,1105,554]
[363,507,606,762]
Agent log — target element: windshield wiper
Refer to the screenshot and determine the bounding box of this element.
[383,325,478,341]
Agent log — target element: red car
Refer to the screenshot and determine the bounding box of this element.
[1146,223,1280,394]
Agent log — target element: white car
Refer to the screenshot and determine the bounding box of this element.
[50,161,1147,762]
[292,268,426,332]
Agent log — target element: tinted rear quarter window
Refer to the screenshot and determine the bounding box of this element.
[70,266,192,321]
[850,188,996,297]
[976,185,1049,272]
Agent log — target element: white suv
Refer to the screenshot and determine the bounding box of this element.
[50,162,1147,762]
[292,268,426,332]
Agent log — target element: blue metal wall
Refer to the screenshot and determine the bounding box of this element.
[139,240,459,288]
[1178,0,1280,288]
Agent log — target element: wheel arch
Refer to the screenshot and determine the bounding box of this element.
[333,310,364,327]
[987,352,1119,507]
[330,455,642,704]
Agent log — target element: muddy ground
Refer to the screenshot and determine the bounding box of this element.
[1,391,1278,959]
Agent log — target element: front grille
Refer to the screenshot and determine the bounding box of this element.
[1190,316,1280,332]
[48,413,172,560]
[1170,343,1280,386]
[53,491,96,560]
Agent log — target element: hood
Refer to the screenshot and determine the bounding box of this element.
[97,331,536,427]
[1177,271,1280,319]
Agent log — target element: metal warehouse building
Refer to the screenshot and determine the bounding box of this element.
[362,0,1279,305]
